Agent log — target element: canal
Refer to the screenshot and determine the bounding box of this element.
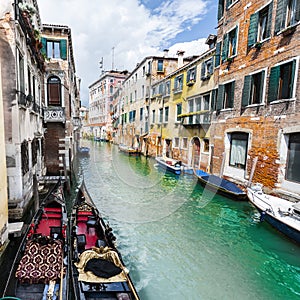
[75,140,300,300]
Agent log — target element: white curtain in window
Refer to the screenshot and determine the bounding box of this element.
[230,139,247,166]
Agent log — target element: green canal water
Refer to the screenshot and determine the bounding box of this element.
[77,140,300,300]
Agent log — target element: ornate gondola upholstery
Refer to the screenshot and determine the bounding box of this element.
[15,237,64,284]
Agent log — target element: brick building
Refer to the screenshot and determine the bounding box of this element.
[42,24,80,181]
[213,0,300,199]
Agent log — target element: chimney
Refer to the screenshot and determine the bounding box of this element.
[163,49,169,58]
[176,50,185,68]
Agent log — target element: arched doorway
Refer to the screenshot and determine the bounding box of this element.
[191,137,200,168]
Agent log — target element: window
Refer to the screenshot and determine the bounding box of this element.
[165,81,170,95]
[159,108,163,123]
[18,52,25,104]
[129,110,136,122]
[222,27,238,61]
[201,58,214,80]
[142,85,144,98]
[242,71,265,107]
[157,59,164,72]
[182,137,188,149]
[174,137,179,148]
[158,83,164,95]
[47,76,61,106]
[174,74,183,92]
[31,138,38,166]
[187,67,197,84]
[286,133,300,183]
[268,60,296,102]
[203,139,209,152]
[229,132,249,169]
[152,110,155,123]
[110,85,113,94]
[176,103,182,122]
[248,3,273,47]
[21,140,29,175]
[164,107,169,123]
[44,39,67,59]
[216,81,235,110]
[140,107,143,121]
[275,0,300,33]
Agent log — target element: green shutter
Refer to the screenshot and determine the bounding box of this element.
[259,70,265,103]
[228,81,235,108]
[248,13,259,47]
[60,39,67,60]
[208,58,214,75]
[274,0,287,34]
[266,2,273,38]
[242,75,252,107]
[218,0,224,20]
[221,33,229,62]
[215,42,221,67]
[289,60,296,98]
[216,85,224,110]
[268,66,280,102]
[41,37,47,56]
[211,89,216,111]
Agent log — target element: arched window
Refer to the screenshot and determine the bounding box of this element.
[47,76,61,106]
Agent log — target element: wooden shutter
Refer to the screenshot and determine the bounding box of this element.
[242,75,252,107]
[266,2,273,38]
[221,33,229,62]
[60,39,67,60]
[215,42,221,67]
[228,81,235,108]
[216,85,224,110]
[248,13,259,47]
[218,0,224,20]
[274,0,287,34]
[268,66,280,102]
[208,58,214,75]
[41,37,47,55]
[211,89,217,111]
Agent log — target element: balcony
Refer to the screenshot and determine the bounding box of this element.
[43,107,66,123]
[178,110,211,126]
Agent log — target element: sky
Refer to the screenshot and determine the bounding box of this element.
[37,0,217,106]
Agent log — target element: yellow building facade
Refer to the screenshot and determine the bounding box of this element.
[149,41,216,170]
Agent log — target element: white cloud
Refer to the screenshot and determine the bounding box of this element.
[37,0,209,105]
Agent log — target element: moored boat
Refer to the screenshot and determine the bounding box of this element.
[155,156,181,175]
[119,144,141,156]
[2,179,68,300]
[70,181,140,300]
[194,169,247,200]
[78,147,90,156]
[247,185,300,243]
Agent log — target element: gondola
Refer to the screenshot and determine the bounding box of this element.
[194,169,247,200]
[2,178,68,300]
[70,181,140,300]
